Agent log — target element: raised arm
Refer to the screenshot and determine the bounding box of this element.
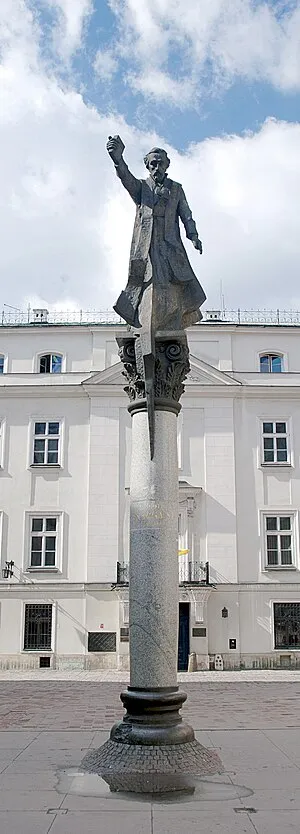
[106,135,141,205]
[178,186,202,253]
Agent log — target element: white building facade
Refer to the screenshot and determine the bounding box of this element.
[1,311,300,671]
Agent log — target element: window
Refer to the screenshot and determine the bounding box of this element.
[260,354,282,373]
[262,421,289,465]
[0,356,4,374]
[29,516,58,568]
[39,354,62,374]
[264,515,294,568]
[274,603,300,650]
[32,421,60,465]
[24,604,52,650]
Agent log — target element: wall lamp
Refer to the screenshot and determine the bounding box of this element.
[2,560,14,579]
[222,606,228,619]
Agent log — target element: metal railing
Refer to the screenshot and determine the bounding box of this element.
[117,561,129,584]
[179,561,210,584]
[117,560,210,585]
[2,307,300,327]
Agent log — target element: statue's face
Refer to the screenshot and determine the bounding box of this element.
[147,153,168,183]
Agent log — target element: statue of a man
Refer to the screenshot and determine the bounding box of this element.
[106,136,206,333]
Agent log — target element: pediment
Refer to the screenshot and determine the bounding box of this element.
[84,355,241,388]
[186,355,241,386]
[83,362,125,387]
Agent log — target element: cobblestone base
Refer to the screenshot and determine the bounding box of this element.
[81,738,223,792]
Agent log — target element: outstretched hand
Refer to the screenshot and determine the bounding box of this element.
[192,237,203,254]
[106,135,125,164]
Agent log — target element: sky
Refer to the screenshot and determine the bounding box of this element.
[1,0,300,314]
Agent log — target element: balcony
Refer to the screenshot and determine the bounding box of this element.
[116,560,210,586]
[179,561,210,585]
[117,561,129,584]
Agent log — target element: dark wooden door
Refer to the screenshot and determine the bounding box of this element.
[178,603,190,671]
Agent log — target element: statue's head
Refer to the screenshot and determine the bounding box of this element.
[144,147,170,183]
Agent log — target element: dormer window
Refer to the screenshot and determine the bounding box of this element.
[260,354,283,373]
[0,356,4,374]
[39,354,62,374]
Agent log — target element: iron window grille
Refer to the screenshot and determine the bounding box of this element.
[24,604,52,650]
[0,356,4,374]
[33,421,60,465]
[39,354,62,373]
[264,515,294,567]
[274,603,300,650]
[260,354,283,373]
[88,632,116,652]
[262,421,289,464]
[30,516,58,568]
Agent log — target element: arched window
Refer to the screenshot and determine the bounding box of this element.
[39,354,63,374]
[0,355,5,374]
[260,354,283,373]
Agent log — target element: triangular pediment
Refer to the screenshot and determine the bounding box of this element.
[83,355,241,388]
[186,355,241,386]
[83,362,125,387]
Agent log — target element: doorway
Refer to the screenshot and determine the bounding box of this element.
[178,602,190,671]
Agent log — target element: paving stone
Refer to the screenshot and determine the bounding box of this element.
[49,810,152,833]
[0,812,51,834]
[152,809,255,832]
[251,810,300,833]
[0,789,61,811]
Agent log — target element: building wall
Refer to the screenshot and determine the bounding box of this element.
[0,320,299,670]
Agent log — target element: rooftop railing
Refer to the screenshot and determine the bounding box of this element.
[2,307,300,326]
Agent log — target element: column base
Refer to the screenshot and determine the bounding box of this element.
[110,686,194,746]
[81,686,224,792]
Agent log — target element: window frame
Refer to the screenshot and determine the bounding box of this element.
[260,419,291,467]
[0,354,7,374]
[35,352,65,374]
[31,420,61,467]
[28,417,64,470]
[0,418,6,469]
[21,602,55,653]
[261,511,298,571]
[272,602,300,651]
[24,511,63,573]
[258,351,286,374]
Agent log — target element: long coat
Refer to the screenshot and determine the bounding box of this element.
[113,158,206,327]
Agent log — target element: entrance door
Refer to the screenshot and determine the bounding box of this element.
[178,603,190,671]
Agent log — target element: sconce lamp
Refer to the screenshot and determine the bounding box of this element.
[222,606,228,619]
[2,560,14,579]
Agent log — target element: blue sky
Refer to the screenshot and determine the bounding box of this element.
[0,0,300,311]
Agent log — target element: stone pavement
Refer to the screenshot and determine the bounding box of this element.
[0,676,300,832]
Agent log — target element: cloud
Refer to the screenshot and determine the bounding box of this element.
[45,0,93,59]
[0,1,300,314]
[108,0,300,106]
[94,47,118,81]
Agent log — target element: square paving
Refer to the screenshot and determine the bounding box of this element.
[1,675,300,832]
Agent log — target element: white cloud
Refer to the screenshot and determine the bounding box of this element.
[0,1,300,314]
[109,0,300,105]
[94,47,118,81]
[46,0,93,59]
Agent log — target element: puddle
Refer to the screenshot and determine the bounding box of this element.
[56,768,253,804]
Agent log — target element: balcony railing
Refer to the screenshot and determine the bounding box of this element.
[116,560,210,586]
[117,561,129,584]
[179,561,210,584]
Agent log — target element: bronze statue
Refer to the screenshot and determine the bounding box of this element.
[106,135,206,457]
[106,136,206,333]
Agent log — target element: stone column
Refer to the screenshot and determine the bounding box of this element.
[109,335,194,746]
[129,406,179,690]
[82,334,223,787]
